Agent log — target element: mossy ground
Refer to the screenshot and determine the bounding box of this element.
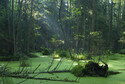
[0,53,125,84]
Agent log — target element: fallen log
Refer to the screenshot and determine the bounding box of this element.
[11,70,71,74]
[10,75,77,82]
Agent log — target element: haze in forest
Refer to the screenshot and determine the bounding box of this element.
[0,0,125,84]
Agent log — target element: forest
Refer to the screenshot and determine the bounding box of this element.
[0,0,125,84]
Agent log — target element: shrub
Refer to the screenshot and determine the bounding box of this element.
[71,61,109,77]
[53,51,60,59]
[13,53,28,61]
[119,49,125,54]
[19,60,31,67]
[105,50,113,55]
[59,50,70,57]
[54,49,70,58]
[71,65,84,77]
[83,52,89,59]
[0,53,28,61]
[41,47,51,55]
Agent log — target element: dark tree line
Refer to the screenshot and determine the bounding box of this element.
[0,0,125,57]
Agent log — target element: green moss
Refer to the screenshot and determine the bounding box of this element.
[71,61,109,77]
[71,65,84,77]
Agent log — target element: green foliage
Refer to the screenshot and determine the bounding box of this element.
[71,53,87,60]
[105,50,113,55]
[58,50,70,58]
[89,31,105,57]
[0,64,10,76]
[83,52,89,59]
[119,49,125,54]
[0,0,125,59]
[90,31,102,39]
[89,31,103,44]
[59,51,68,57]
[0,53,28,61]
[50,37,64,48]
[41,47,51,55]
[119,31,125,44]
[74,34,85,40]
[54,49,70,58]
[78,54,86,60]
[13,53,28,61]
[19,60,31,67]
[71,65,84,77]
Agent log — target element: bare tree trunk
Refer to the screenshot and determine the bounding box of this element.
[83,10,86,53]
[59,0,63,21]
[91,0,95,32]
[16,0,24,52]
[5,0,12,54]
[12,0,16,55]
[110,0,113,49]
[27,0,33,53]
[122,0,125,20]
[117,0,121,35]
[58,0,66,49]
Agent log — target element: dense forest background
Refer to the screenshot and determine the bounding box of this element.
[0,0,125,58]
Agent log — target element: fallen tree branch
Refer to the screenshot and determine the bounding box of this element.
[9,75,77,83]
[32,64,41,73]
[11,70,70,74]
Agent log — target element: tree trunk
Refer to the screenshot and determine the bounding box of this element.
[12,0,16,55]
[5,0,12,54]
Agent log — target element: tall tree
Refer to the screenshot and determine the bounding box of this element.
[12,0,16,55]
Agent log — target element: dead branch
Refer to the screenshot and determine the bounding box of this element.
[32,64,41,73]
[8,75,77,84]
[53,57,63,71]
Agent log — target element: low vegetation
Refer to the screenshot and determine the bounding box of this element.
[0,64,10,76]
[19,60,31,67]
[0,53,28,61]
[53,50,70,58]
[71,61,119,77]
[41,47,51,55]
[119,49,125,54]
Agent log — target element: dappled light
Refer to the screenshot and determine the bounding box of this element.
[0,0,125,84]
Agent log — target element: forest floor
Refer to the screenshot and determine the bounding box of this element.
[0,53,125,84]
